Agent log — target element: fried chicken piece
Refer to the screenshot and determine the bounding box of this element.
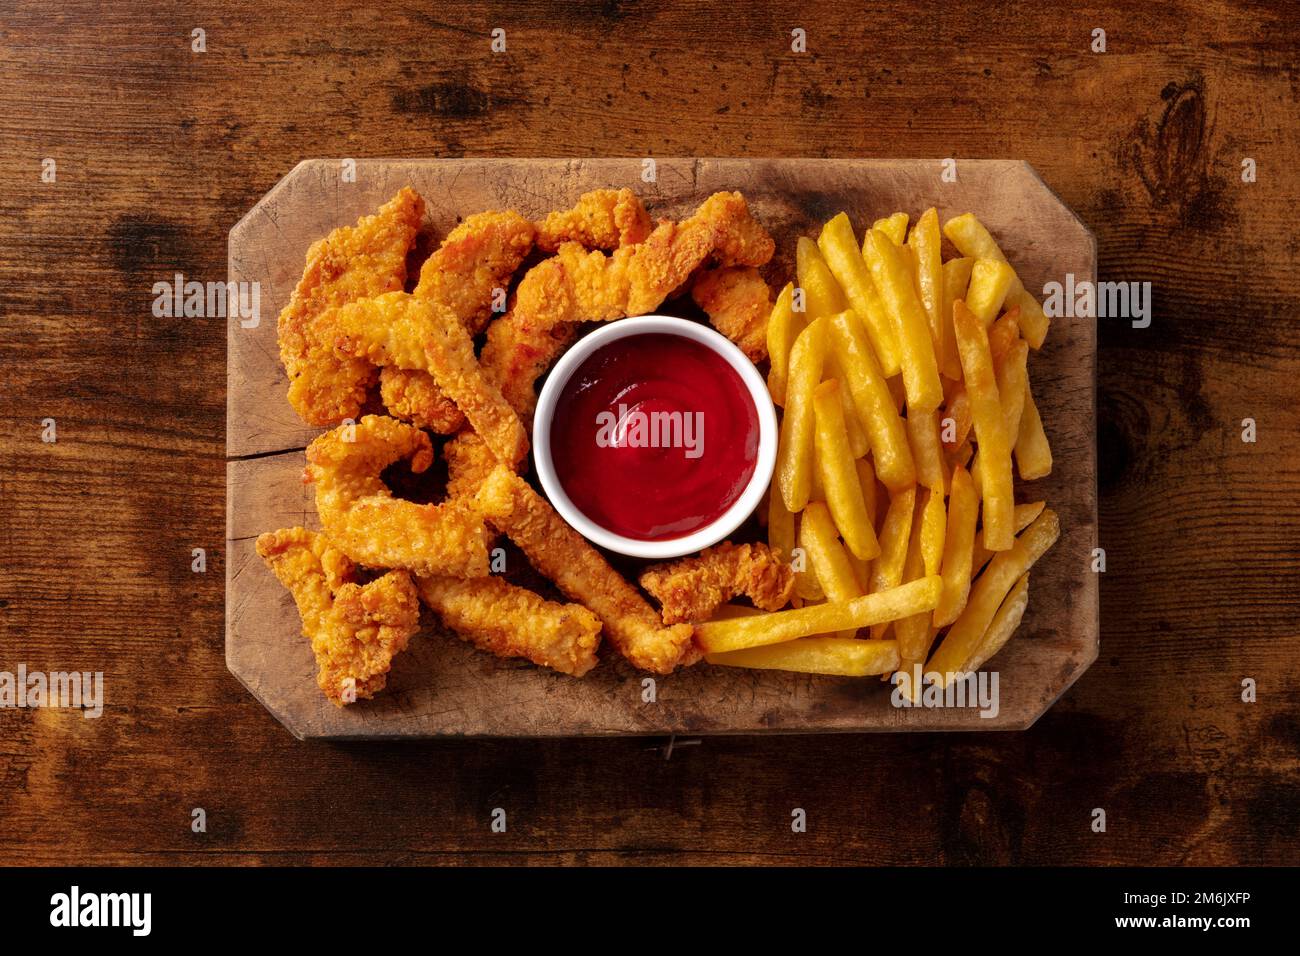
[417,575,602,677]
[535,188,652,253]
[379,210,539,431]
[691,265,773,362]
[256,527,421,706]
[481,191,775,414]
[305,415,490,578]
[324,291,528,466]
[277,187,424,426]
[639,542,796,626]
[473,466,698,674]
[444,429,506,500]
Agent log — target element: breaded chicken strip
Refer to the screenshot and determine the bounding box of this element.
[535,188,652,253]
[481,191,775,414]
[444,429,505,500]
[417,575,601,677]
[277,188,424,426]
[473,466,699,674]
[381,210,539,432]
[256,527,421,706]
[324,291,528,466]
[639,542,796,626]
[305,415,490,578]
[691,265,773,362]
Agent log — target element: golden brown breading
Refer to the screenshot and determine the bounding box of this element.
[324,291,528,466]
[378,366,466,434]
[690,265,773,362]
[473,466,698,674]
[417,575,601,677]
[256,527,421,706]
[304,415,490,578]
[277,188,424,426]
[444,429,505,500]
[639,542,796,626]
[481,191,775,414]
[534,188,652,253]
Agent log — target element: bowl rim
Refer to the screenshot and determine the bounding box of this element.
[532,315,779,560]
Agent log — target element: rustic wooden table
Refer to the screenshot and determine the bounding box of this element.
[1,2,1295,865]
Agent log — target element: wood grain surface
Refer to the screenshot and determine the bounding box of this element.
[226,157,1097,738]
[1,1,1297,865]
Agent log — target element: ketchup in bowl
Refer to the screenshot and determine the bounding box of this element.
[548,332,760,542]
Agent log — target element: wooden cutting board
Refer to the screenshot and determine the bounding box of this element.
[226,158,1097,739]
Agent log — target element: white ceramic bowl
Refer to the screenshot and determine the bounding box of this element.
[533,316,779,560]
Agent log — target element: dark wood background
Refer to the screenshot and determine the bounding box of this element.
[1,1,1296,865]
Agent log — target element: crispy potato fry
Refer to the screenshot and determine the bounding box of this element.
[777,316,828,511]
[1015,380,1053,479]
[826,353,870,457]
[921,486,946,578]
[801,501,866,640]
[766,282,802,406]
[813,380,880,561]
[906,407,947,493]
[939,257,973,379]
[942,213,1049,347]
[870,212,909,246]
[934,464,978,627]
[908,208,945,361]
[941,386,973,451]
[868,486,916,639]
[965,258,1016,326]
[988,309,1021,363]
[893,496,933,671]
[972,501,1046,575]
[793,512,826,602]
[864,229,943,412]
[997,339,1030,441]
[706,636,901,677]
[819,213,901,376]
[768,479,796,563]
[953,300,1014,551]
[966,572,1030,672]
[927,509,1058,681]
[796,237,847,317]
[696,576,941,653]
[826,311,916,491]
[855,458,878,529]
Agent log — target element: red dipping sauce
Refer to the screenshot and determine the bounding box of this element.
[549,332,760,541]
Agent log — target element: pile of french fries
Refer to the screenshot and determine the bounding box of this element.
[698,209,1059,693]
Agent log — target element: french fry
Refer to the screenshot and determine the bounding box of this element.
[965,258,1016,326]
[766,282,802,405]
[706,636,901,677]
[870,212,909,246]
[941,386,973,450]
[801,502,866,641]
[987,309,1021,363]
[813,381,880,561]
[934,464,978,627]
[868,486,916,639]
[972,501,1046,575]
[965,572,1030,672]
[696,576,942,653]
[908,208,945,362]
[793,512,826,602]
[777,316,828,511]
[855,458,878,534]
[920,485,946,578]
[927,509,1058,681]
[906,407,947,493]
[953,300,1014,551]
[864,229,943,412]
[796,237,846,317]
[826,352,870,458]
[939,257,973,379]
[893,510,932,674]
[768,478,796,564]
[942,213,1049,347]
[996,340,1030,442]
[818,213,901,376]
[1015,380,1053,479]
[826,311,916,491]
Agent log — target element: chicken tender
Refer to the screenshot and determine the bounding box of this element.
[481,191,775,414]
[473,466,698,674]
[325,291,528,466]
[379,365,466,433]
[305,415,490,578]
[256,527,421,706]
[535,188,652,253]
[690,265,773,362]
[639,542,796,625]
[444,429,506,500]
[417,575,601,677]
[277,187,424,426]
